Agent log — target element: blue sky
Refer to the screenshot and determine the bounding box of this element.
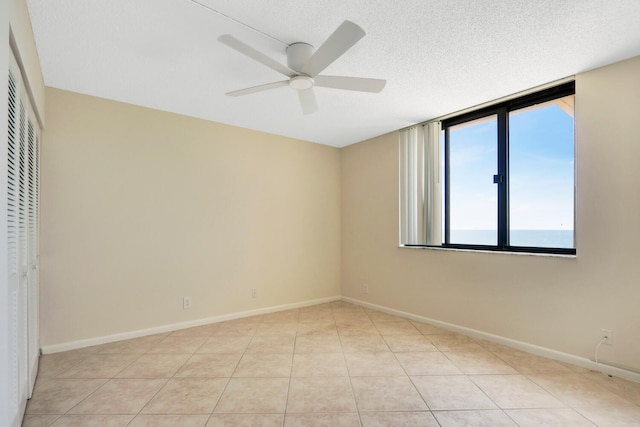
[447,98,574,231]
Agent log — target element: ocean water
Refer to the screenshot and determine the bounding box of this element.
[450,229,574,249]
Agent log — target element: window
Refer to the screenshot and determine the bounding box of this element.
[400,82,575,255]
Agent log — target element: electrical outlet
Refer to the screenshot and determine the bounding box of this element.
[183,296,192,309]
[251,288,257,298]
[601,329,613,345]
[363,283,369,294]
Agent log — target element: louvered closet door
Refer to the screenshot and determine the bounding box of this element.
[26,105,40,393]
[18,92,30,399]
[7,50,41,423]
[7,58,28,423]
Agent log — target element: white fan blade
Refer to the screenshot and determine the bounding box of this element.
[226,80,289,97]
[219,35,296,78]
[298,89,318,114]
[314,75,386,93]
[301,21,365,77]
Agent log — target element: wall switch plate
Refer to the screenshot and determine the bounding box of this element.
[251,288,257,298]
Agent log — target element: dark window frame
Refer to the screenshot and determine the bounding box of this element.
[441,82,576,255]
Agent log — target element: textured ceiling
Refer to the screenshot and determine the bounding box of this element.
[26,0,640,147]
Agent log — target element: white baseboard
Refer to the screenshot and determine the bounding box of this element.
[41,295,341,355]
[342,296,640,384]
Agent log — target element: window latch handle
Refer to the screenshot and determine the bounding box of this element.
[493,174,504,184]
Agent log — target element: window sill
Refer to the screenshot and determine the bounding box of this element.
[399,245,577,258]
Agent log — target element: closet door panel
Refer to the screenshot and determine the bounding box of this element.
[6,52,41,424]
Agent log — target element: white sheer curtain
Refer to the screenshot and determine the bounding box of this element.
[399,122,442,246]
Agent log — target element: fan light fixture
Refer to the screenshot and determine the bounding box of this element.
[289,76,314,91]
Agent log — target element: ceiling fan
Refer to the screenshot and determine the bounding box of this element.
[218,20,386,114]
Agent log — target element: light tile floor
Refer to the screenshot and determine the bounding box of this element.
[23,301,640,426]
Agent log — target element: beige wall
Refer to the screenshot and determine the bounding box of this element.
[40,88,341,347]
[341,56,640,372]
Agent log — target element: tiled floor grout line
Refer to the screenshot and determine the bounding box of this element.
[282,337,294,421]
[207,316,260,420]
[439,346,521,422]
[396,351,438,424]
[117,334,200,423]
[336,307,365,427]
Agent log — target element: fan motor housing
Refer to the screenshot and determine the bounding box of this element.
[286,42,314,72]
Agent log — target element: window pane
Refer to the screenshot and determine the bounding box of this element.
[509,95,575,248]
[448,115,497,245]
